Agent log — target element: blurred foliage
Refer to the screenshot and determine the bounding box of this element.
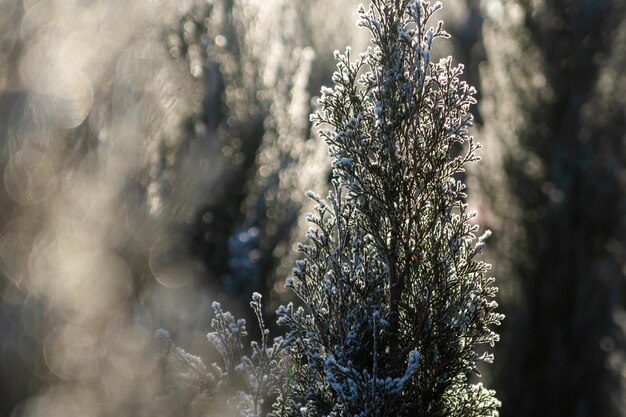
[476,0,626,416]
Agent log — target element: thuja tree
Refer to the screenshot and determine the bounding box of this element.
[276,1,502,415]
[476,1,626,416]
[159,1,502,416]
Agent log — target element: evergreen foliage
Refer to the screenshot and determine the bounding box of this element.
[156,294,286,416]
[477,1,626,416]
[163,0,329,304]
[159,1,502,416]
[276,1,502,415]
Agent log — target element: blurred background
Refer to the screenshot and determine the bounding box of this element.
[0,0,623,416]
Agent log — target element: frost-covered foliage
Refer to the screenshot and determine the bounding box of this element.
[476,1,626,416]
[158,1,502,416]
[157,293,288,417]
[275,1,502,416]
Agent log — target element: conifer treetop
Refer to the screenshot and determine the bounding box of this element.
[276,1,503,416]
